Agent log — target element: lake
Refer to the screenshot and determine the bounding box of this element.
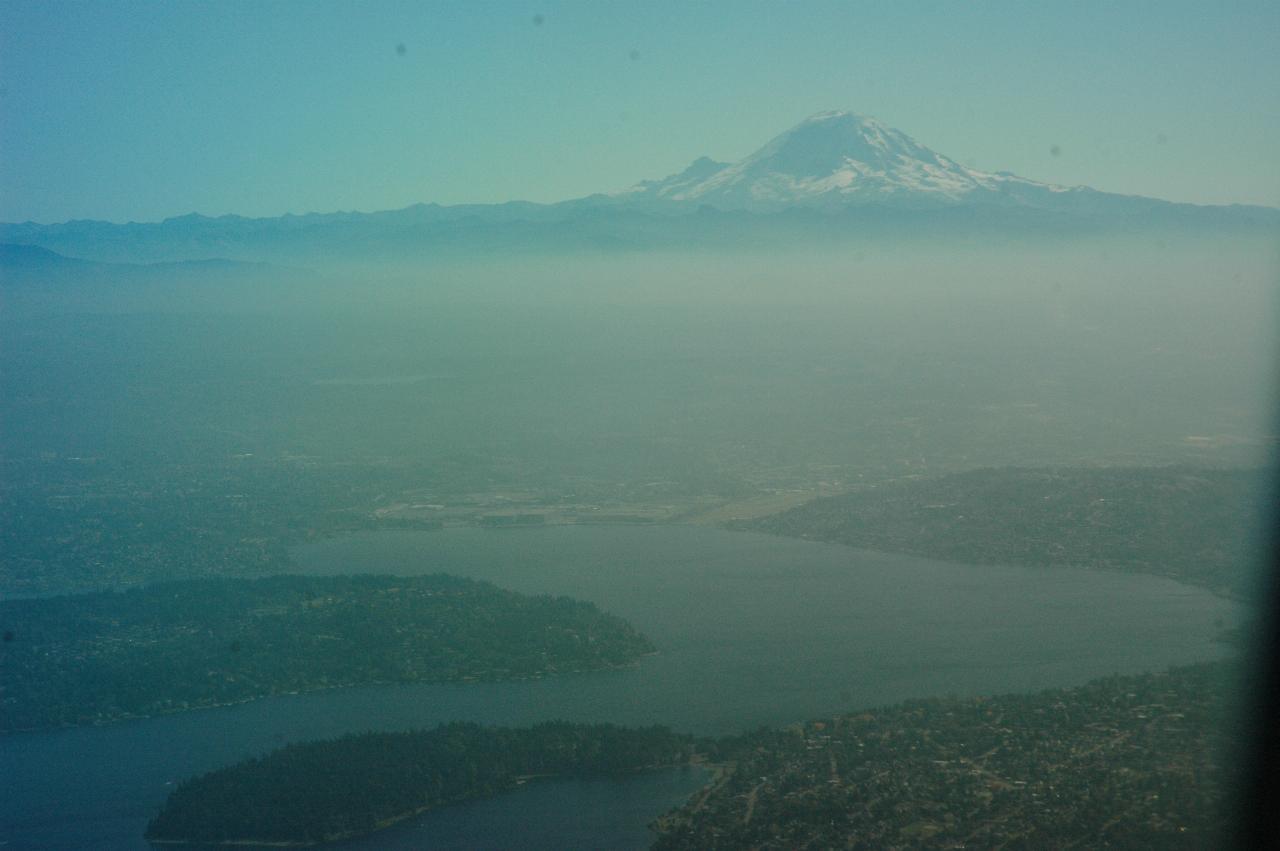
[0,525,1242,849]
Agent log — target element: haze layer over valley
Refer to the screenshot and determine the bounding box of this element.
[3,112,1276,597]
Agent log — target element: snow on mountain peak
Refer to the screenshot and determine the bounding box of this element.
[621,111,1071,211]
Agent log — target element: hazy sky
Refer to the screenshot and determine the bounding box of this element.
[2,1,1278,222]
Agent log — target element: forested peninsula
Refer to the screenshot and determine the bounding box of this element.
[146,722,696,846]
[743,466,1268,597]
[0,573,653,732]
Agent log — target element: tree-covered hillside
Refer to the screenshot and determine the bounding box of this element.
[744,466,1269,597]
[0,573,653,732]
[146,721,694,845]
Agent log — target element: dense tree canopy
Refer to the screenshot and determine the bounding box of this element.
[147,722,694,845]
[0,573,653,732]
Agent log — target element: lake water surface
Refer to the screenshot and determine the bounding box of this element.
[1,526,1241,849]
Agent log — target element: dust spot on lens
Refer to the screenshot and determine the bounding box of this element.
[532,13,544,26]
[1049,144,1062,157]
[629,49,641,61]
[2,629,14,642]
[1156,133,1169,145]
[395,43,406,56]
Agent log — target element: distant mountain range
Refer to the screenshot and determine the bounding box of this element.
[3,112,1276,264]
[0,242,298,280]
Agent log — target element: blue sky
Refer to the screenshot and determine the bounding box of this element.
[2,0,1278,222]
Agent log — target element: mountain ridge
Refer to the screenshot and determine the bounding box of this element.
[2,112,1275,263]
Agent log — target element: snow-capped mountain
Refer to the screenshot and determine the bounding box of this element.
[3,110,1274,264]
[616,110,1082,211]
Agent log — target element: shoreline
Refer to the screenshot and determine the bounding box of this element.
[728,524,1252,604]
[0,654,653,737]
